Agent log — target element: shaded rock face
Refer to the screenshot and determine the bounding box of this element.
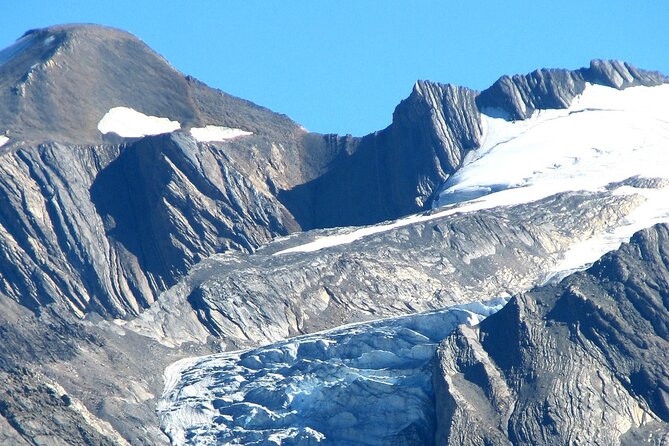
[0,289,204,445]
[0,132,296,319]
[280,82,482,229]
[90,132,297,310]
[279,60,668,230]
[476,59,669,120]
[130,190,642,351]
[435,224,669,445]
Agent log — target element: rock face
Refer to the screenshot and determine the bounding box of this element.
[435,224,669,445]
[0,133,297,319]
[280,81,482,229]
[130,190,642,351]
[476,59,669,120]
[279,60,668,229]
[1,23,669,446]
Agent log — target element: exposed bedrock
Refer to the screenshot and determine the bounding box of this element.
[435,224,669,445]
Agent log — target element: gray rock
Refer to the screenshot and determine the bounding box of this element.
[130,190,643,351]
[1,23,668,446]
[435,224,669,445]
[0,133,296,319]
[279,82,482,229]
[476,59,668,120]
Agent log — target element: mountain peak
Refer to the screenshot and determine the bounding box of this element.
[22,23,138,38]
[477,59,668,120]
[0,24,301,146]
[0,23,194,144]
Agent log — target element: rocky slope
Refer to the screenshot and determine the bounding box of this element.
[1,22,669,446]
[129,189,642,351]
[158,224,669,445]
[435,224,669,445]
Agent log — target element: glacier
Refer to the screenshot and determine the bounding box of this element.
[157,299,507,445]
[157,82,669,445]
[280,84,669,270]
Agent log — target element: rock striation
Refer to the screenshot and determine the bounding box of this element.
[0,133,297,319]
[279,60,668,229]
[1,23,668,446]
[130,190,642,351]
[477,59,668,120]
[435,224,669,445]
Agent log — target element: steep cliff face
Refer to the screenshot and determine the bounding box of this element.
[0,132,297,319]
[279,82,482,229]
[476,59,668,120]
[435,224,669,445]
[279,60,668,230]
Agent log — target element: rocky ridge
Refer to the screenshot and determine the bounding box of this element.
[129,190,642,351]
[0,23,668,446]
[435,224,669,445]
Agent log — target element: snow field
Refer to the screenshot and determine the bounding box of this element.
[97,107,181,137]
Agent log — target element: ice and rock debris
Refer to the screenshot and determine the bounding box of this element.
[158,299,507,445]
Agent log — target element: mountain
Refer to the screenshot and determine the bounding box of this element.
[435,224,669,445]
[0,23,668,445]
[157,224,669,445]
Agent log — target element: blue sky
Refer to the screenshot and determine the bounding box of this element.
[2,1,667,136]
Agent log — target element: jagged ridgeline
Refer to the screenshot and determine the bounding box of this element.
[0,24,665,320]
[0,23,668,446]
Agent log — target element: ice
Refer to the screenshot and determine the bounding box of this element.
[158,298,507,445]
[435,83,669,206]
[0,136,8,148]
[97,107,181,138]
[278,84,669,263]
[189,125,252,142]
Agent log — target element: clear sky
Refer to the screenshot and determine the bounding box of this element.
[2,1,667,136]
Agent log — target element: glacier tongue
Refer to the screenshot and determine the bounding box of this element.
[157,299,507,445]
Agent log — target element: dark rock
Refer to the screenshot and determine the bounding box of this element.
[435,224,669,445]
[477,59,668,120]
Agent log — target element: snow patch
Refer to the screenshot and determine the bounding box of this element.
[0,136,8,148]
[158,298,507,445]
[97,107,181,138]
[189,125,252,142]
